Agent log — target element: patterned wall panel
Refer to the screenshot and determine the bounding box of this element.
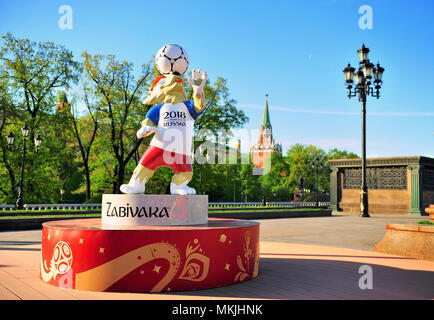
[343,166,407,190]
[423,167,434,190]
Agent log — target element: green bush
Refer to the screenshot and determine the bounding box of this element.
[417,220,434,225]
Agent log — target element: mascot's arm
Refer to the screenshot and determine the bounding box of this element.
[193,87,206,114]
[136,105,160,139]
[189,69,207,114]
[141,118,157,128]
[137,118,158,139]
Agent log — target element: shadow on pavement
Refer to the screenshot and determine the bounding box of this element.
[161,257,434,300]
[0,240,41,251]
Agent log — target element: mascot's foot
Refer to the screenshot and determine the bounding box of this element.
[170,182,196,195]
[120,184,145,194]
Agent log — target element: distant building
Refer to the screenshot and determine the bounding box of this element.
[328,156,434,215]
[56,90,71,113]
[250,94,282,175]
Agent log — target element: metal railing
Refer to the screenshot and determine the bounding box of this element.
[0,203,101,211]
[0,201,330,211]
[0,204,16,211]
[208,201,330,208]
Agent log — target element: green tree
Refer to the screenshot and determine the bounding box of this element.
[259,152,291,201]
[0,33,81,204]
[0,99,22,201]
[64,88,99,200]
[286,144,327,201]
[285,144,359,202]
[0,33,80,139]
[238,160,262,202]
[326,148,359,160]
[82,51,151,193]
[188,77,248,135]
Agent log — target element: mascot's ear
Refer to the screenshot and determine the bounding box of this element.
[149,75,166,92]
[143,75,167,106]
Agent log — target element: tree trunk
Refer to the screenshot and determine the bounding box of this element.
[83,162,91,200]
[0,122,17,201]
[117,165,125,194]
[112,162,125,194]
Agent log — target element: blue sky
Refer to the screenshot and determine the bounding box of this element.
[1,0,433,157]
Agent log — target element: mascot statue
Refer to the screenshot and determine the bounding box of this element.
[120,44,207,195]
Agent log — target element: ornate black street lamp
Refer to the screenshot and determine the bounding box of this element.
[197,143,211,196]
[7,132,15,151]
[312,158,323,207]
[7,124,43,209]
[343,44,384,217]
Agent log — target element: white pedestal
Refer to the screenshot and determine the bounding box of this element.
[101,194,208,226]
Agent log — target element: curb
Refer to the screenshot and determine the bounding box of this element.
[0,216,97,231]
[208,206,329,211]
[0,209,332,231]
[373,223,434,261]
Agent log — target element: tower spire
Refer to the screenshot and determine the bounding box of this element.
[262,94,271,128]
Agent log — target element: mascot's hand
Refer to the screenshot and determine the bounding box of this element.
[188,69,207,94]
[136,126,158,139]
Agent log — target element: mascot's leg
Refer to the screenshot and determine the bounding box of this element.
[120,165,154,194]
[170,171,196,195]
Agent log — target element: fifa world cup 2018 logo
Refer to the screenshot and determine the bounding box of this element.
[41,241,73,283]
[53,241,73,275]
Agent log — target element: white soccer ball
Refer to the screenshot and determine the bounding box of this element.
[155,44,189,76]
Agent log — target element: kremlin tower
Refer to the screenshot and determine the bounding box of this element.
[250,94,282,175]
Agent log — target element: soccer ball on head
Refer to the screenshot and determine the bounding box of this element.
[155,44,189,76]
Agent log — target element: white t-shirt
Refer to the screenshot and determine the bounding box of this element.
[146,101,202,156]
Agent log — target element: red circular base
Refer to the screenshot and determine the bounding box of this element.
[40,218,260,293]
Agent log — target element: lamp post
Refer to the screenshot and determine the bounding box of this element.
[312,158,323,207]
[7,132,15,151]
[298,176,304,201]
[197,144,206,195]
[343,44,384,217]
[199,162,203,195]
[7,124,42,209]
